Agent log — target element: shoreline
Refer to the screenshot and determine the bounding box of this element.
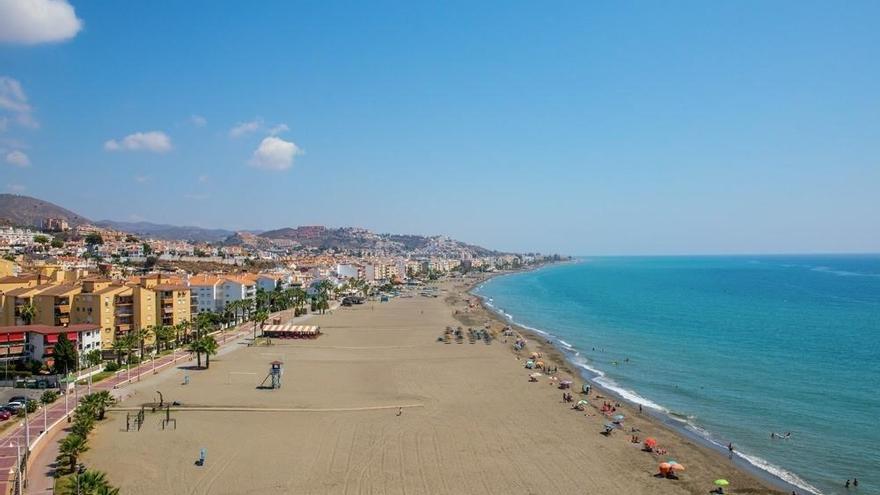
[461,265,805,495]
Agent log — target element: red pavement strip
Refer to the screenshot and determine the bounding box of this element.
[0,325,256,494]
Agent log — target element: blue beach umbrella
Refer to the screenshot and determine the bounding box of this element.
[612,414,625,421]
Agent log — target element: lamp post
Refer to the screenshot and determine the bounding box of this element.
[23,409,30,450]
[11,440,21,494]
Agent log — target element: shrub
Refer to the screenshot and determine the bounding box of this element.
[103,362,120,372]
[40,390,59,404]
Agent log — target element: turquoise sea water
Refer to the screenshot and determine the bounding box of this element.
[474,256,879,495]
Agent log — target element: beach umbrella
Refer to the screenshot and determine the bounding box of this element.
[604,422,616,429]
[714,480,730,487]
[577,400,589,406]
[612,414,625,421]
[529,372,542,378]
[670,463,686,471]
[644,438,657,448]
[658,462,671,473]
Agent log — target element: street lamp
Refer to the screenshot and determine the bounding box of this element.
[10,440,21,494]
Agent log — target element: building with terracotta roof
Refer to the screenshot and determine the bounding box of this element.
[189,274,224,314]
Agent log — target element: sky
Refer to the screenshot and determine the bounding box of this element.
[1,0,878,255]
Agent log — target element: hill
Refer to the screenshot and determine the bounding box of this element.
[256,225,502,257]
[0,193,91,228]
[94,220,235,243]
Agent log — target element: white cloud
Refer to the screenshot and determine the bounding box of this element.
[249,136,302,171]
[268,123,289,136]
[197,174,209,183]
[0,0,83,44]
[134,175,150,183]
[190,114,207,127]
[0,76,38,128]
[104,131,172,153]
[6,184,26,193]
[228,118,262,138]
[5,149,29,167]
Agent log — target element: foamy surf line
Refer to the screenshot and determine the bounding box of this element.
[471,284,822,495]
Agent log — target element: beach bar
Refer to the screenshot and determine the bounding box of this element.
[261,324,322,339]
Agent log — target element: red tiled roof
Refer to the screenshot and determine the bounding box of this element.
[0,324,99,335]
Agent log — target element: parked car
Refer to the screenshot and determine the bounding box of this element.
[0,410,11,421]
[9,396,27,404]
[5,401,24,412]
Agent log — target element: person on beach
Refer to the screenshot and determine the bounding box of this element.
[845,480,850,489]
[853,478,858,487]
[728,442,734,459]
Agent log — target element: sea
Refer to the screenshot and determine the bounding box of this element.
[473,255,879,495]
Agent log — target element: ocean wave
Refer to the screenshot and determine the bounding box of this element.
[685,425,823,495]
[809,266,880,278]
[475,287,823,494]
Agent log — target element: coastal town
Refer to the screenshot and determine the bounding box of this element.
[1,212,557,367]
[0,203,572,494]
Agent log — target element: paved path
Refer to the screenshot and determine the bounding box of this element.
[0,320,263,495]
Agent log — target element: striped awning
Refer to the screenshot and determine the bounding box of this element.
[262,324,320,335]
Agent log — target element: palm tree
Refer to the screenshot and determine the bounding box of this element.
[139,326,154,359]
[201,335,219,368]
[82,391,116,420]
[154,325,174,353]
[18,302,37,325]
[72,469,118,494]
[111,337,127,366]
[175,320,191,346]
[188,338,205,368]
[253,309,269,340]
[57,434,89,472]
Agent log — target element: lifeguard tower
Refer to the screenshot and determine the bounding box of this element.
[259,360,284,389]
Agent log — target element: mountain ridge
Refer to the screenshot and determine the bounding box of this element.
[0,194,504,255]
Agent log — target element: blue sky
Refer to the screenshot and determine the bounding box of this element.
[1,1,878,255]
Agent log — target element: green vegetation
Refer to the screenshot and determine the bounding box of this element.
[54,391,121,493]
[53,334,78,374]
[40,390,59,404]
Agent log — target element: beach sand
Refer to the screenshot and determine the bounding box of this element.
[82,277,781,495]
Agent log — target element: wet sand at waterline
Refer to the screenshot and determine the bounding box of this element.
[82,279,779,495]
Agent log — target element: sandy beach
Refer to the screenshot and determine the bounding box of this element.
[81,276,782,495]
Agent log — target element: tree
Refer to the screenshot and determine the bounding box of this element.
[111,337,127,366]
[253,309,269,340]
[57,434,89,473]
[33,235,50,249]
[85,349,102,368]
[142,242,152,255]
[82,391,116,420]
[53,333,78,374]
[188,338,205,368]
[68,469,119,495]
[154,325,175,352]
[138,326,154,358]
[201,335,219,368]
[84,232,104,247]
[18,302,37,325]
[51,238,64,248]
